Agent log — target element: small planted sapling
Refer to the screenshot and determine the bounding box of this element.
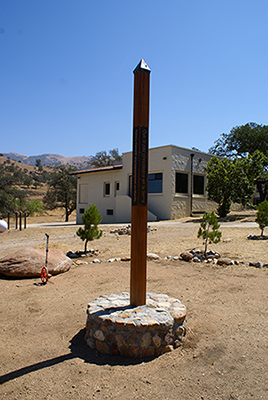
[255,200,268,236]
[76,204,103,253]
[197,211,222,257]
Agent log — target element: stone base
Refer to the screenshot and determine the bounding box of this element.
[85,292,186,358]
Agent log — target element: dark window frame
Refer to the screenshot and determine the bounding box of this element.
[148,172,163,194]
[175,172,189,194]
[193,175,205,195]
[104,182,110,196]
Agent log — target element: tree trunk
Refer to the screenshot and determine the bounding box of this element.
[84,239,88,253]
[204,239,208,257]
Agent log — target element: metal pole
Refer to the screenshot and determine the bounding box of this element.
[190,154,194,217]
[45,233,49,271]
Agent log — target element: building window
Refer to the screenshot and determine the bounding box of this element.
[79,208,85,214]
[176,172,188,194]
[106,209,113,215]
[193,175,205,195]
[148,173,163,193]
[114,181,120,196]
[104,182,110,196]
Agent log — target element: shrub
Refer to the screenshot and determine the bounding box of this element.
[197,211,222,256]
[76,204,103,252]
[27,200,44,216]
[256,200,268,236]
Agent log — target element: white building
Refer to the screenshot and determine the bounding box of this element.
[74,145,217,224]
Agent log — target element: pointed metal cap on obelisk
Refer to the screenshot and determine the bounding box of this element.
[133,59,151,74]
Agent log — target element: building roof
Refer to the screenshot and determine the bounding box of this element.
[122,144,212,158]
[72,163,123,175]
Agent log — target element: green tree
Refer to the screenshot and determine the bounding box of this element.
[0,164,27,217]
[43,165,77,222]
[255,201,268,236]
[205,152,264,217]
[91,148,122,168]
[197,211,222,256]
[23,174,33,188]
[232,151,266,206]
[209,122,268,160]
[27,200,44,216]
[35,159,43,172]
[13,168,25,183]
[76,204,103,252]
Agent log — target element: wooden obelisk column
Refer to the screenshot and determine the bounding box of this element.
[130,59,151,306]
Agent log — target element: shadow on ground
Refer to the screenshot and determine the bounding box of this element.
[0,328,154,385]
[184,212,256,224]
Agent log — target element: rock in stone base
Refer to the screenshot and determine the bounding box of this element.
[0,247,72,278]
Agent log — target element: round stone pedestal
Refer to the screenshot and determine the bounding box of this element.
[85,292,186,358]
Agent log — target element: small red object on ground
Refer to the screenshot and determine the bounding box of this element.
[41,233,50,284]
[41,266,48,284]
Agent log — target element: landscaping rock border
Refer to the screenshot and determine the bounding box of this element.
[71,248,268,269]
[247,234,268,240]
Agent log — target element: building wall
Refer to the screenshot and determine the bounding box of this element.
[76,145,219,224]
[121,146,173,220]
[147,146,173,220]
[76,168,124,224]
[171,146,216,219]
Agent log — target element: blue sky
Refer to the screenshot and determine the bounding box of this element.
[1,0,267,157]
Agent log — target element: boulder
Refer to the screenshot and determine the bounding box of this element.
[0,247,72,278]
[180,251,194,261]
[121,256,131,262]
[249,261,263,268]
[216,257,233,266]
[147,253,160,260]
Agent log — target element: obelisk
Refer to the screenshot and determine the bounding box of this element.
[130,59,151,306]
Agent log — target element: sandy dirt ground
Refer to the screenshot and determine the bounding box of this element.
[0,210,268,400]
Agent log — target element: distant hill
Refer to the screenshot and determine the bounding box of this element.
[2,152,93,168]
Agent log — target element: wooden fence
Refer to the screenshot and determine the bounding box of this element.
[7,212,28,230]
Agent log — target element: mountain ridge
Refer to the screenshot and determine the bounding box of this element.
[2,152,93,167]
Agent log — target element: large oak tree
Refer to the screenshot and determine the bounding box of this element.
[205,151,265,217]
[91,148,122,168]
[44,165,77,222]
[209,123,268,203]
[209,122,268,159]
